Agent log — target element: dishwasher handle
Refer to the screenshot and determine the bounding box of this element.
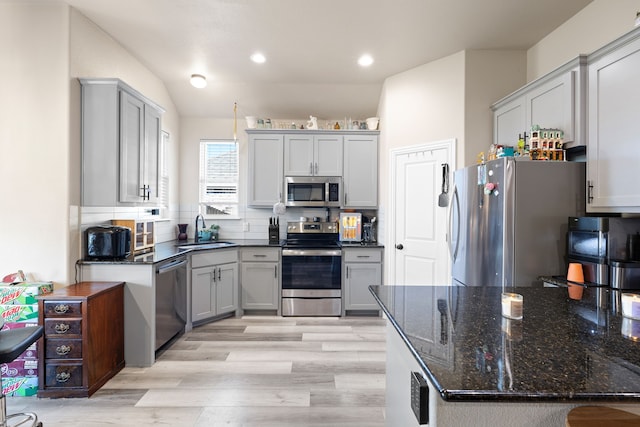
[156,259,187,275]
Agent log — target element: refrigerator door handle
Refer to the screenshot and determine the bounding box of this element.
[448,184,460,262]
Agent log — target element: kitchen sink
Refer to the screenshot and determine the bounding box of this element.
[176,241,237,250]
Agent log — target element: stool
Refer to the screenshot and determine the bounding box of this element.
[566,406,640,427]
[0,326,43,427]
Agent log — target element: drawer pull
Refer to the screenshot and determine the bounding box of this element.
[56,345,71,356]
[54,304,70,314]
[54,323,70,334]
[56,372,71,383]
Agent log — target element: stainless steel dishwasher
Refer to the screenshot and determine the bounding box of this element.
[155,256,187,351]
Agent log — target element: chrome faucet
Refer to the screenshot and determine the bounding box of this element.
[195,214,206,242]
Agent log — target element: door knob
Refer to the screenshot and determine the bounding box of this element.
[396,244,404,250]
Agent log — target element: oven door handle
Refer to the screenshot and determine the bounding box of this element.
[282,249,342,256]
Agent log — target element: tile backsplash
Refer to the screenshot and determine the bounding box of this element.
[79,205,380,249]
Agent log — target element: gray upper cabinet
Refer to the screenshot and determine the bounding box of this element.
[247,130,378,208]
[492,56,586,148]
[586,28,640,213]
[80,78,164,206]
[284,134,343,176]
[493,98,525,148]
[247,132,284,207]
[343,134,378,207]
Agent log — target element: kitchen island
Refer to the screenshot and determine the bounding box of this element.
[370,285,640,426]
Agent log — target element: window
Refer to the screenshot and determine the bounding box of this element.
[159,131,170,213]
[199,140,239,218]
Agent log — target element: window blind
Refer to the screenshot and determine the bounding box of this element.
[159,131,170,209]
[199,140,239,217]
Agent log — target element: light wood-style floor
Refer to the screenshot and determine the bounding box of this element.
[7,316,387,426]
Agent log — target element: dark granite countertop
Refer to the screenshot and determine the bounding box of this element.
[80,239,285,265]
[538,275,605,288]
[339,242,384,248]
[370,284,640,402]
[81,238,383,265]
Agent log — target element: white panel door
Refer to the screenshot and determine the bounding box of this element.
[391,142,453,286]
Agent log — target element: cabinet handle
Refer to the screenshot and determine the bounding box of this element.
[218,267,221,281]
[253,254,267,258]
[211,270,216,283]
[56,345,71,356]
[53,304,69,314]
[346,266,349,279]
[315,163,318,174]
[54,323,70,334]
[140,184,151,200]
[56,372,71,383]
[274,265,278,278]
[344,193,347,204]
[357,255,370,259]
[309,162,313,175]
[587,180,594,204]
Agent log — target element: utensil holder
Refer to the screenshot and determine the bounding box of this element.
[269,224,280,244]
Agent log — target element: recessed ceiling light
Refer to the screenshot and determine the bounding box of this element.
[190,74,207,88]
[358,54,374,67]
[250,52,266,64]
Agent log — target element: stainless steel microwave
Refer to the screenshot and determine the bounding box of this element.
[285,176,342,207]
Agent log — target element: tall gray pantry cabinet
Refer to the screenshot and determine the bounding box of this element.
[80,78,164,206]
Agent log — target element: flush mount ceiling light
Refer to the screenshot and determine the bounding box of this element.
[358,54,374,67]
[190,74,207,88]
[250,52,266,64]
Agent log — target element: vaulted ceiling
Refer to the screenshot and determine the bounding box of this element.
[46,0,593,119]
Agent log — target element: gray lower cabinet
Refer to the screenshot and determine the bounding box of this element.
[191,249,238,324]
[80,78,164,206]
[240,248,280,312]
[343,247,382,313]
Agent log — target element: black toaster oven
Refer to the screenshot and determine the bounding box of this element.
[86,225,132,259]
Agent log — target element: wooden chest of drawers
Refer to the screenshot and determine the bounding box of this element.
[37,281,125,398]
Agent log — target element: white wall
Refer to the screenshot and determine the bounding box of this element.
[528,0,640,80]
[0,3,70,284]
[0,4,183,286]
[464,50,527,167]
[377,52,466,218]
[376,50,527,282]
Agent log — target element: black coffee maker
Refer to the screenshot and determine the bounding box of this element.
[362,217,377,243]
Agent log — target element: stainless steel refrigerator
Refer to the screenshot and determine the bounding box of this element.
[449,157,585,288]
